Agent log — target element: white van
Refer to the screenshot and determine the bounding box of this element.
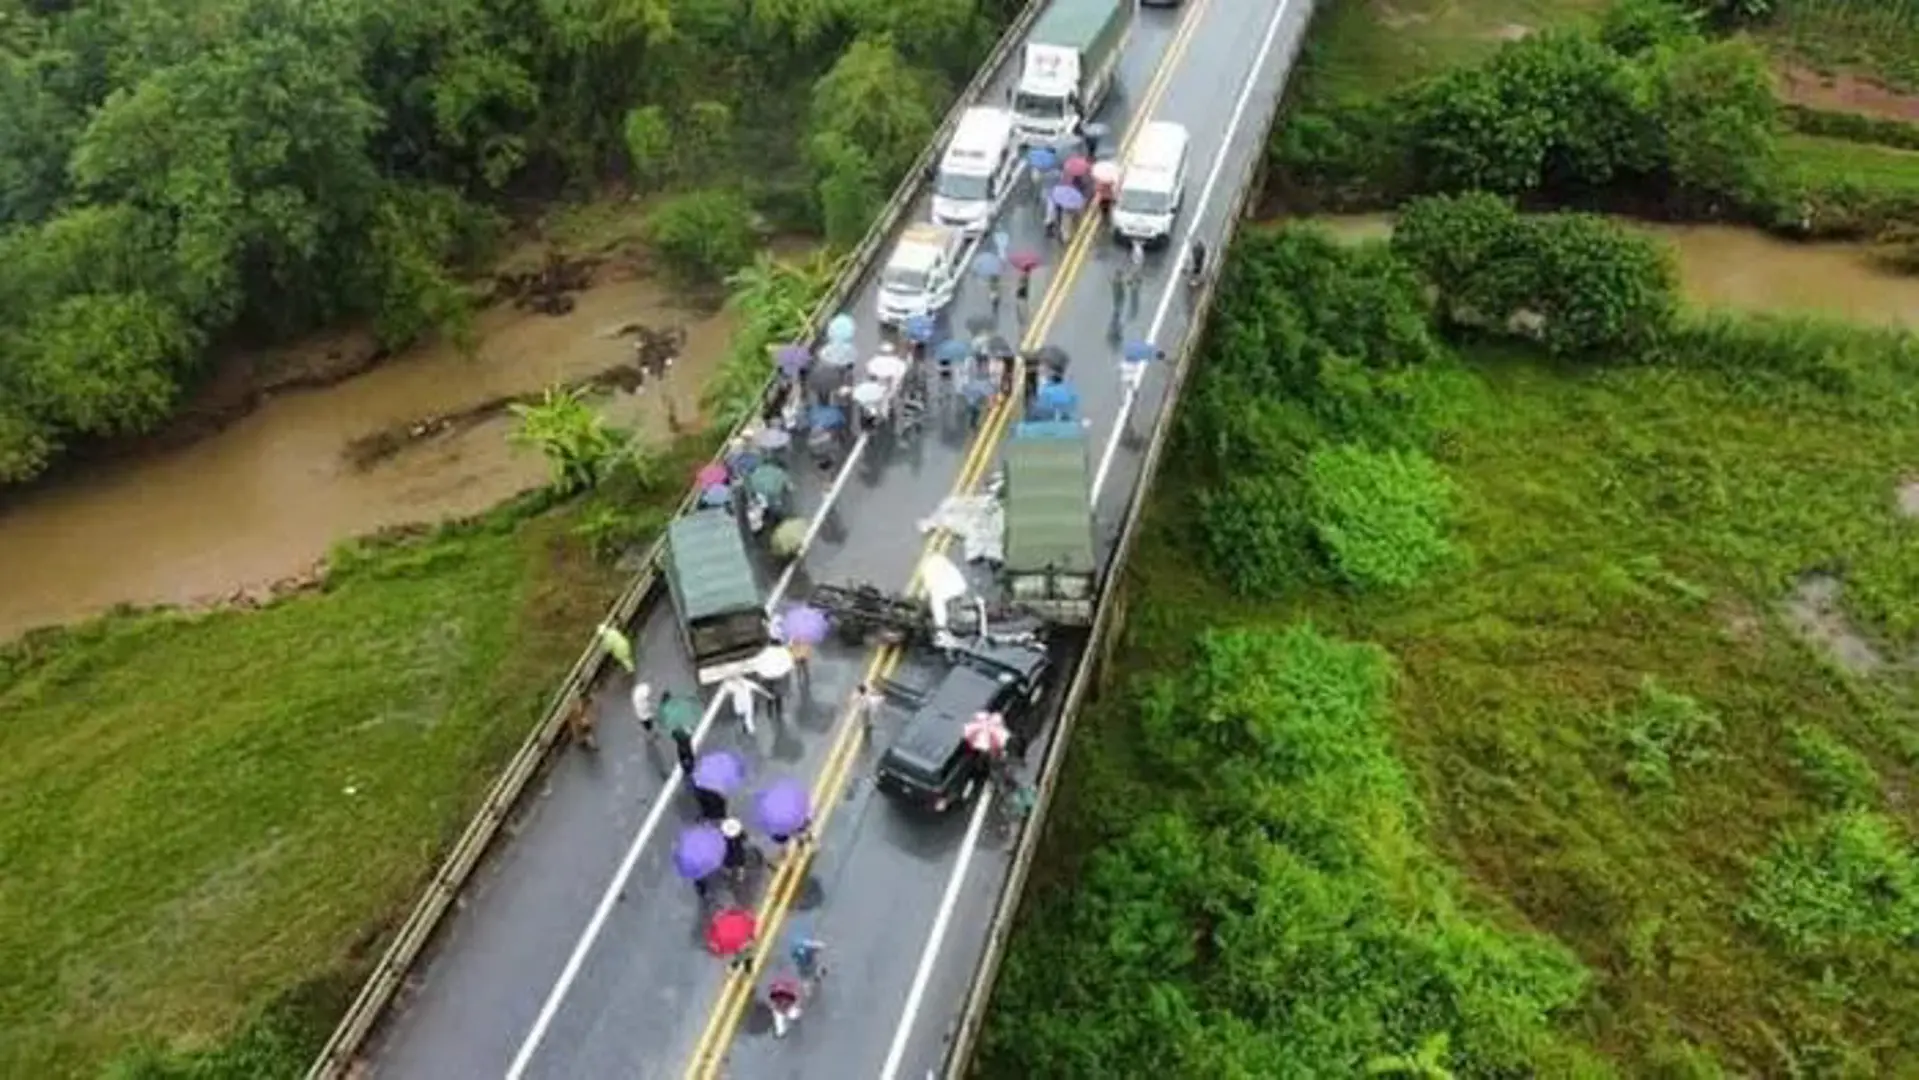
[877,223,966,325]
[933,107,1018,234]
[1112,121,1190,246]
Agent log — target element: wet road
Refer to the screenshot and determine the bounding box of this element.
[362,1,1313,1077]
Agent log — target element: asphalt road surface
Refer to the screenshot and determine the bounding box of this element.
[362,1,1312,1077]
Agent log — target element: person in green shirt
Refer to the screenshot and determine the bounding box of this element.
[597,622,635,673]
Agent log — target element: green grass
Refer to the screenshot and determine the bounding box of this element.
[0,495,638,1078]
[1782,131,1919,192]
[1014,335,1919,1072]
[1763,1,1919,92]
[1285,0,1609,108]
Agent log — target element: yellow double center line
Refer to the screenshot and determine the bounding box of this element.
[680,3,1215,1074]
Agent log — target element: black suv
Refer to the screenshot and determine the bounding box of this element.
[875,641,1052,814]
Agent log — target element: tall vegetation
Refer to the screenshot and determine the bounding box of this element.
[0,0,1016,486]
[1272,0,1919,238]
[986,218,1919,1073]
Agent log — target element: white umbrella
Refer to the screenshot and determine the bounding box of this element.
[868,353,908,382]
[963,712,1009,754]
[751,645,796,680]
[819,341,857,368]
[1091,160,1121,185]
[852,380,887,407]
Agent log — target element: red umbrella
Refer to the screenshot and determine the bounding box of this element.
[707,906,757,956]
[964,712,1009,754]
[1062,155,1090,179]
[1007,251,1041,273]
[695,462,728,487]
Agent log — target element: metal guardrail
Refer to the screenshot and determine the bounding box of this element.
[936,14,1306,1075]
[303,5,1047,1076]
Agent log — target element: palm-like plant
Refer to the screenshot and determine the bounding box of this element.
[1367,1033,1456,1080]
[507,385,625,495]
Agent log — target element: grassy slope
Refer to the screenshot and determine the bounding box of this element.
[1025,327,1919,1072]
[1761,2,1919,92]
[0,498,630,1078]
[1781,132,1919,193]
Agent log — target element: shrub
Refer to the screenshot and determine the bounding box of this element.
[643,188,757,283]
[1743,811,1919,955]
[1198,472,1317,600]
[1787,725,1880,810]
[1393,195,1679,356]
[1607,678,1723,792]
[621,105,672,191]
[1305,444,1456,590]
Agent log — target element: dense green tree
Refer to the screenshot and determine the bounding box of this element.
[1646,37,1778,203]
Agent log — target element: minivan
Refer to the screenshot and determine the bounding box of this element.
[933,107,1018,234]
[1112,120,1190,246]
[877,223,965,326]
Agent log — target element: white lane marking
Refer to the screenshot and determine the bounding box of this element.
[877,5,1299,1077]
[877,788,994,1080]
[508,73,1038,1080]
[505,434,872,1079]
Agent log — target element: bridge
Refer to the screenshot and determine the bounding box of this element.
[312,1,1313,1076]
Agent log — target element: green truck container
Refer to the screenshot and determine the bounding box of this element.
[1000,420,1097,625]
[664,508,768,684]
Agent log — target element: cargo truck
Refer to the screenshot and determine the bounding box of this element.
[999,420,1097,625]
[1011,0,1133,146]
[664,508,769,684]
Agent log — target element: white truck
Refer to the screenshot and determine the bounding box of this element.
[1010,0,1133,146]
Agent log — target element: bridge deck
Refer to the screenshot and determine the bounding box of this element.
[362,1,1311,1077]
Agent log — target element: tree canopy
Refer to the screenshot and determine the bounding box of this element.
[0,0,1015,484]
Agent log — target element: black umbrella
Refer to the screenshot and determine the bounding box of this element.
[985,335,1016,359]
[965,314,996,336]
[1033,345,1069,372]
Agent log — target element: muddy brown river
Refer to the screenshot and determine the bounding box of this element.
[2,220,1915,640]
[0,272,733,640]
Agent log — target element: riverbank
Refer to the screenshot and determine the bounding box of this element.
[0,484,664,1079]
[982,221,1919,1075]
[0,200,736,641]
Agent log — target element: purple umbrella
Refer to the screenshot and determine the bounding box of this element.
[674,823,726,880]
[782,603,829,646]
[754,777,812,837]
[699,483,731,508]
[777,344,811,376]
[1049,184,1086,212]
[692,749,747,794]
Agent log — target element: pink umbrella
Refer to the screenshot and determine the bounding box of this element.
[964,712,1009,754]
[696,462,728,486]
[1062,155,1090,179]
[1008,251,1042,273]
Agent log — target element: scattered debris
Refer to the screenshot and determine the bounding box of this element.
[493,249,602,315]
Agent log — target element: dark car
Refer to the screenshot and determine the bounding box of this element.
[876,641,1052,814]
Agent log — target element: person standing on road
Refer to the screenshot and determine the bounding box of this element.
[854,682,887,740]
[631,679,657,734]
[597,622,635,674]
[671,724,697,778]
[1014,271,1032,326]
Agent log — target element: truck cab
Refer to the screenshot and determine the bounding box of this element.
[877,223,964,326]
[1012,46,1083,144]
[875,641,1053,815]
[933,107,1018,234]
[663,509,768,684]
[1000,421,1097,626]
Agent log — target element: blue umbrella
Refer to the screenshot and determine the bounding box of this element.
[1050,184,1086,212]
[934,338,971,364]
[753,777,812,837]
[971,251,1004,279]
[818,340,856,369]
[807,404,846,430]
[693,749,748,794]
[904,314,938,344]
[1036,380,1080,418]
[1026,146,1058,172]
[827,313,856,344]
[724,447,762,474]
[674,824,726,881]
[1123,339,1158,363]
[699,483,731,508]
